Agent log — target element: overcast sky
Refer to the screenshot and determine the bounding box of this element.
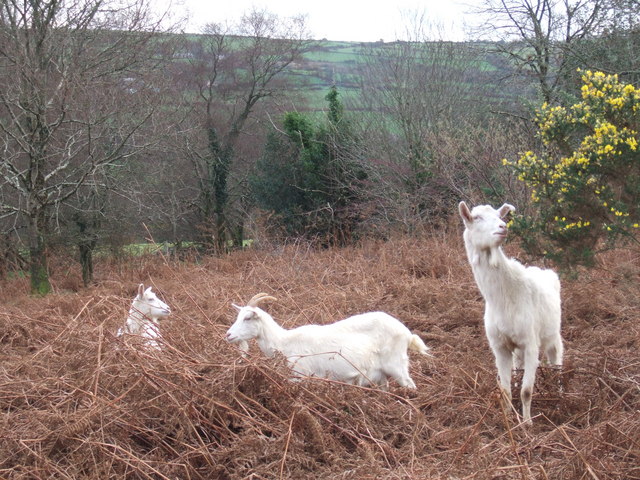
[165,0,481,42]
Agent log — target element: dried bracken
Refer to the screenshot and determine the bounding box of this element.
[0,230,638,479]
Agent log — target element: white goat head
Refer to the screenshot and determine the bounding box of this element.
[226,293,277,350]
[459,202,515,252]
[130,283,171,322]
[117,284,172,349]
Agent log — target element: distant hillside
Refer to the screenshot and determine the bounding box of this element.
[285,39,525,111]
[179,35,527,114]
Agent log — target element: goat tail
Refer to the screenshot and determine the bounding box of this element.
[409,334,431,356]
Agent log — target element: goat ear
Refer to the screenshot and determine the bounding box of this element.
[243,310,259,321]
[231,303,242,312]
[498,203,515,218]
[137,284,145,297]
[458,201,473,223]
[144,286,153,295]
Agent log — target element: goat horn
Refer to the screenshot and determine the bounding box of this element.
[247,292,277,307]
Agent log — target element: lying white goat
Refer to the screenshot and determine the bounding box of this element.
[459,201,563,424]
[117,283,171,349]
[226,293,430,388]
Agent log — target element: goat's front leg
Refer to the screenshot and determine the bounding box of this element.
[493,346,513,415]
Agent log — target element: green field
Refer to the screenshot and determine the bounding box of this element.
[181,35,518,113]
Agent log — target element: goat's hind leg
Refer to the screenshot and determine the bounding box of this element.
[543,335,565,393]
[513,347,524,369]
[543,335,563,367]
[395,372,417,389]
[520,346,540,425]
[384,358,417,389]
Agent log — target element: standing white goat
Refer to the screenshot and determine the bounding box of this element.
[458,201,563,424]
[226,293,430,389]
[117,284,171,349]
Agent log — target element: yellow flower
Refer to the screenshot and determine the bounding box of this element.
[596,143,617,156]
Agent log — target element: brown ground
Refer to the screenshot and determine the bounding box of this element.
[1,226,638,479]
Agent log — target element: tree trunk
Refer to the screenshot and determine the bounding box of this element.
[79,243,94,287]
[233,221,244,249]
[72,210,100,287]
[28,210,51,296]
[205,126,233,253]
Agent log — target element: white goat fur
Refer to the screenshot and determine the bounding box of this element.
[117,284,171,349]
[459,201,563,424]
[226,296,430,388]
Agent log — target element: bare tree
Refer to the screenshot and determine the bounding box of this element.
[185,8,311,252]
[356,14,491,225]
[473,0,611,104]
[567,0,640,83]
[0,0,175,293]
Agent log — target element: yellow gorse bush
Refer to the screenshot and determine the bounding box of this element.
[504,71,640,266]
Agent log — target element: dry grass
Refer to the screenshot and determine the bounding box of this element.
[1,228,638,479]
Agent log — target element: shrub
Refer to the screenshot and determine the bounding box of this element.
[505,71,639,266]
